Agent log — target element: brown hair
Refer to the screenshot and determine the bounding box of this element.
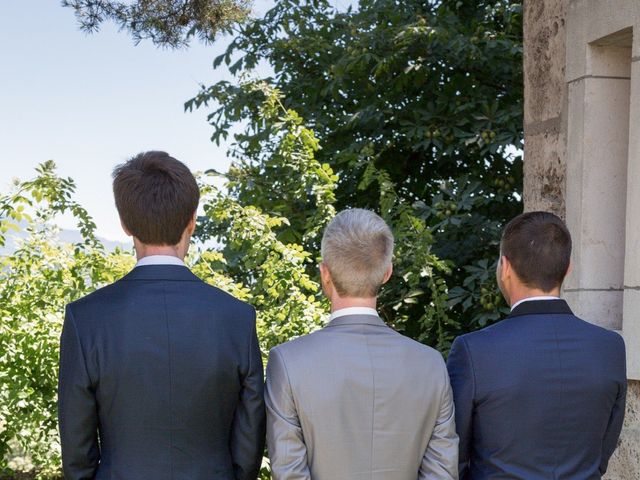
[500,211,572,291]
[113,151,199,245]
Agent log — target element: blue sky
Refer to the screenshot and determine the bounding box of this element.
[0,1,275,243]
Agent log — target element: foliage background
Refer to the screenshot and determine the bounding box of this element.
[0,0,523,477]
[189,0,523,341]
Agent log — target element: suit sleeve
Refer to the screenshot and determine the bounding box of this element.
[419,361,459,480]
[231,309,267,480]
[265,347,311,480]
[58,305,100,480]
[446,336,475,480]
[600,336,627,475]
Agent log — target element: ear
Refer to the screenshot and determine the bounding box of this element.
[319,262,336,301]
[319,262,332,285]
[120,219,132,237]
[187,212,197,235]
[565,259,573,279]
[499,255,511,276]
[382,264,393,284]
[497,254,513,286]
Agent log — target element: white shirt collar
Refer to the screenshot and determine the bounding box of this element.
[511,295,561,311]
[329,307,379,322]
[135,255,185,268]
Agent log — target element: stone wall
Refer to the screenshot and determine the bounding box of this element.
[607,382,640,479]
[523,0,639,477]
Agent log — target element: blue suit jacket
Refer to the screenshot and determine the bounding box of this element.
[447,299,626,479]
[58,265,266,480]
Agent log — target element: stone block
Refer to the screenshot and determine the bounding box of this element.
[623,62,640,287]
[602,381,639,480]
[523,131,566,217]
[605,428,640,479]
[623,289,640,380]
[564,79,585,290]
[565,75,630,291]
[566,0,639,82]
[588,45,632,78]
[524,0,567,126]
[563,289,623,330]
[624,380,640,428]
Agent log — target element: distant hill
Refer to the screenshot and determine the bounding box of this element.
[0,223,131,255]
[57,229,131,252]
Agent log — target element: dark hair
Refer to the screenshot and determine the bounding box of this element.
[112,151,199,245]
[500,211,572,291]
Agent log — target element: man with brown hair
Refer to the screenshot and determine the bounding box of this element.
[58,151,265,480]
[447,211,627,479]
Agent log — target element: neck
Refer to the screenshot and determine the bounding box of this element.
[330,296,377,313]
[508,286,561,308]
[134,240,185,261]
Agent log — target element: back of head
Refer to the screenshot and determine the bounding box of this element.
[321,208,394,297]
[112,151,199,246]
[501,211,572,291]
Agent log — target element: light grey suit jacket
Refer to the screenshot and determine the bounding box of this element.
[265,314,458,480]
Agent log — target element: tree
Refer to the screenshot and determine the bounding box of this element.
[191,82,451,350]
[62,0,250,47]
[0,162,133,478]
[189,0,523,339]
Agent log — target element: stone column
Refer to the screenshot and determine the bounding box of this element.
[564,39,631,331]
[523,0,567,217]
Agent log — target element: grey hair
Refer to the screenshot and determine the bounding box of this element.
[320,208,394,297]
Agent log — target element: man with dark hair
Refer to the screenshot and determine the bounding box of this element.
[58,151,265,480]
[447,211,627,479]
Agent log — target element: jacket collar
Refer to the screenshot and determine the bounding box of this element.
[325,314,387,328]
[120,264,203,282]
[508,298,573,318]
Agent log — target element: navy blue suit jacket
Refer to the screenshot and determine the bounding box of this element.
[58,265,266,480]
[447,299,626,479]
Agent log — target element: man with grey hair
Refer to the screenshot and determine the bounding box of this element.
[265,208,458,480]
